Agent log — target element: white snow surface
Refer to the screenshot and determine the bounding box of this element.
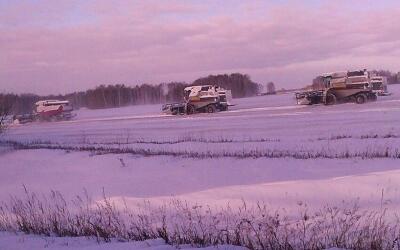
[1,85,400,249]
[0,232,244,250]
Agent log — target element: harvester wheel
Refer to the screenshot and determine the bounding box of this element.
[186,104,195,115]
[220,105,228,111]
[206,104,216,113]
[368,93,377,102]
[324,93,336,105]
[355,94,367,104]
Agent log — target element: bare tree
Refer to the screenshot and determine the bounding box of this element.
[0,97,12,135]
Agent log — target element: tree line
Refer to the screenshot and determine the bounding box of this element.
[1,73,261,115]
[192,73,259,98]
[0,96,12,134]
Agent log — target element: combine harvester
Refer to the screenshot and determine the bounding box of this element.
[295,69,388,105]
[34,100,75,121]
[14,100,75,124]
[162,85,233,115]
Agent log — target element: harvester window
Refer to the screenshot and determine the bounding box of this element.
[323,77,331,88]
[184,90,191,100]
[201,86,209,91]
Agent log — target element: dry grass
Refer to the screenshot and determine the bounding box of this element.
[1,139,400,160]
[316,133,399,141]
[1,188,400,249]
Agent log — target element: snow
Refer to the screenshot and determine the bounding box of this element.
[1,149,400,212]
[0,232,244,250]
[1,85,400,248]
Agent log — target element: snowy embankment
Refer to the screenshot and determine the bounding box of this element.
[1,149,400,211]
[0,232,244,250]
[1,85,400,248]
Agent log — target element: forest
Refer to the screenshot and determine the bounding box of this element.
[1,73,261,115]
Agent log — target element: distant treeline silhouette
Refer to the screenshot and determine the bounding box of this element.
[1,73,260,115]
[191,73,259,97]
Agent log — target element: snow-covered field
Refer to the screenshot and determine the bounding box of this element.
[1,85,400,249]
[0,232,245,250]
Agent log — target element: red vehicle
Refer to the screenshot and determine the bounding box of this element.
[34,100,75,121]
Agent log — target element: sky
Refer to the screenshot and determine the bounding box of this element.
[1,0,400,95]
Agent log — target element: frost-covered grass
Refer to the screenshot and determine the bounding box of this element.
[2,137,400,160]
[1,189,400,250]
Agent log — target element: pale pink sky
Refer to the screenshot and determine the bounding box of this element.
[1,0,400,94]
